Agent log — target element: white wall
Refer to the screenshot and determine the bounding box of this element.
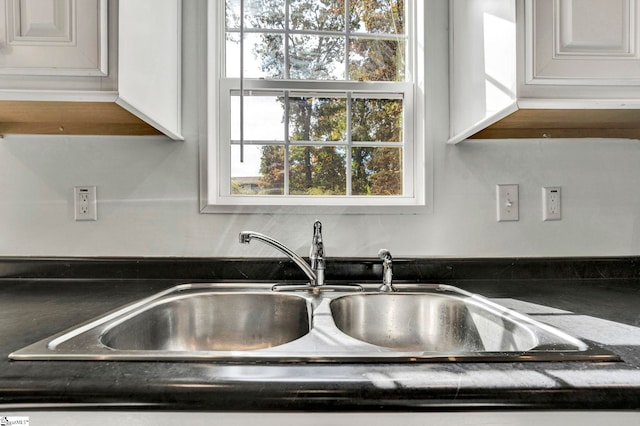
[1,0,639,258]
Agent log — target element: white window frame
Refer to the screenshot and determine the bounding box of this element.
[201,0,429,214]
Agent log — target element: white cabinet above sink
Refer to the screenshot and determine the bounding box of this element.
[527,0,640,86]
[449,0,640,143]
[0,0,108,77]
[0,0,182,140]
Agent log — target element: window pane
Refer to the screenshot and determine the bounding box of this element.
[289,146,347,195]
[290,35,345,80]
[351,147,402,195]
[349,37,405,81]
[290,0,345,32]
[289,97,347,142]
[232,145,285,195]
[231,94,284,141]
[351,98,403,142]
[225,33,240,77]
[350,0,405,34]
[246,0,286,29]
[226,0,286,29]
[226,33,285,79]
[225,0,240,28]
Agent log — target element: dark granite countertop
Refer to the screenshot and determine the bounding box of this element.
[1,257,640,411]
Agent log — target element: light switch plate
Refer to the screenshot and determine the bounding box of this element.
[496,184,519,222]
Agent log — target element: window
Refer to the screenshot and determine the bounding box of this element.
[204,0,426,212]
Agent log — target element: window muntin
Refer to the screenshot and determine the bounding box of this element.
[210,0,423,208]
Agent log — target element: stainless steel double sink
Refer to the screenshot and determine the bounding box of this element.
[10,283,619,363]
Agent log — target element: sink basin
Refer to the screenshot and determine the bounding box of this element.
[9,283,619,363]
[102,293,311,351]
[330,293,538,352]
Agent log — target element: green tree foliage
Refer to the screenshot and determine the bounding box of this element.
[289,146,346,195]
[288,97,347,195]
[349,0,405,82]
[349,0,404,195]
[258,145,285,194]
[260,97,347,195]
[351,97,402,195]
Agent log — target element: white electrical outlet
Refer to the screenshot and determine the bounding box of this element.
[543,186,561,221]
[496,184,519,222]
[74,186,97,221]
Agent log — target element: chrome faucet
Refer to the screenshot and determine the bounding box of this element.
[239,221,362,292]
[239,220,326,287]
[378,249,396,292]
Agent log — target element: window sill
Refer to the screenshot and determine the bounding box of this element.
[199,200,432,215]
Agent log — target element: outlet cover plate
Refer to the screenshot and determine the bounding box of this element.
[74,186,97,221]
[543,186,561,221]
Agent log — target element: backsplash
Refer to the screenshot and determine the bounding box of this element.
[2,134,640,258]
[1,256,639,281]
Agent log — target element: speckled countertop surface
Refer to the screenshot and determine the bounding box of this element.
[1,258,640,411]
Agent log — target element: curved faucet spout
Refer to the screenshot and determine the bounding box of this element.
[238,231,318,286]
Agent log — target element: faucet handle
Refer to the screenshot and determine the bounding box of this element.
[378,249,395,292]
[310,220,324,257]
[378,248,392,262]
[309,220,326,286]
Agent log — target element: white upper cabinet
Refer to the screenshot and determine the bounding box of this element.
[527,0,640,85]
[0,0,114,93]
[0,0,107,76]
[450,0,640,143]
[449,0,518,143]
[0,0,182,139]
[117,0,182,140]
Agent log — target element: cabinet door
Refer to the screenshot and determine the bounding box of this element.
[117,0,183,140]
[449,0,518,143]
[0,0,108,76]
[528,0,640,85]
